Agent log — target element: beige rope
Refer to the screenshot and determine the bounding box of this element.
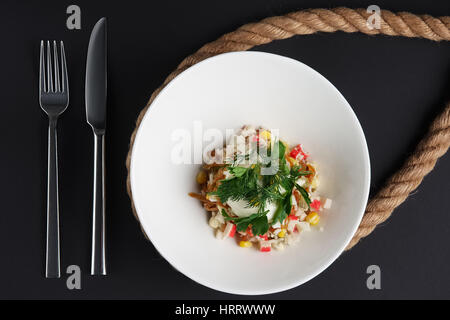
[125,7,450,249]
[347,101,450,249]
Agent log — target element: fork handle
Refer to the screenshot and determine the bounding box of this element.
[46,118,61,278]
[91,132,106,275]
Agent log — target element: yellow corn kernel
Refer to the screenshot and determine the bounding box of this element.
[311,177,318,190]
[239,241,253,248]
[306,212,320,226]
[278,229,286,238]
[260,130,271,141]
[196,171,207,184]
[286,156,298,167]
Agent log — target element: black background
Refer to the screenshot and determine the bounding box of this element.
[0,0,449,300]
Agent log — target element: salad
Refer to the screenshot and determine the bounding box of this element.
[189,125,332,252]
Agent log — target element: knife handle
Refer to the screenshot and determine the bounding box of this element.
[91,132,106,275]
[46,118,61,278]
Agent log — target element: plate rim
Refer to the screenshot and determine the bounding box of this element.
[130,51,371,295]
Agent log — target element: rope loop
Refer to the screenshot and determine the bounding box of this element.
[126,8,450,250]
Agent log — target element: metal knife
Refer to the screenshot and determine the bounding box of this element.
[85,17,107,276]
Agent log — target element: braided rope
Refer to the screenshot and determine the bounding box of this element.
[125,7,450,250]
[347,101,450,249]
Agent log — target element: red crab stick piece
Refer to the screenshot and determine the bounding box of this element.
[260,242,271,252]
[290,144,308,160]
[224,222,236,238]
[311,199,321,211]
[259,234,268,241]
[228,224,236,237]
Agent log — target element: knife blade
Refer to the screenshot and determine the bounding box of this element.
[85,17,107,276]
[86,17,107,133]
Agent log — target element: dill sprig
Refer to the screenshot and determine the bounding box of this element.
[211,140,312,235]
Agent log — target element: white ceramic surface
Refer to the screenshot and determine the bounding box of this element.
[130,52,370,295]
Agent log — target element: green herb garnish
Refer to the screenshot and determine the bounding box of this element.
[212,140,312,236]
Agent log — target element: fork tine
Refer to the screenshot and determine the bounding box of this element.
[53,41,60,92]
[46,41,53,92]
[40,40,46,93]
[60,41,68,94]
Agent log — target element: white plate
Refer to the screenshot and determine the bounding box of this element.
[130,52,370,295]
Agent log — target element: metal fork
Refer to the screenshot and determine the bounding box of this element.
[39,40,69,278]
